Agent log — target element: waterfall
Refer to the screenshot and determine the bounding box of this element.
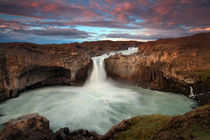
[84,47,138,90]
[189,86,195,98]
[84,56,107,88]
[84,47,139,89]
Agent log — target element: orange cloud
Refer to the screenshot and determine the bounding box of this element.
[0,25,7,28]
[190,27,210,32]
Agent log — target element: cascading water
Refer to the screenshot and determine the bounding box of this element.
[0,48,197,134]
[189,86,195,98]
[84,56,107,88]
[85,47,138,88]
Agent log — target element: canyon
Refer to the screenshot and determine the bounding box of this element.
[0,33,210,139]
[0,41,140,101]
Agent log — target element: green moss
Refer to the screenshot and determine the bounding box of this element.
[192,127,210,140]
[0,49,7,58]
[115,114,172,140]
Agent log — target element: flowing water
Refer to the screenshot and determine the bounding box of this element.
[0,48,197,134]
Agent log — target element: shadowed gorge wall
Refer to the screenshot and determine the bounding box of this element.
[0,43,92,101]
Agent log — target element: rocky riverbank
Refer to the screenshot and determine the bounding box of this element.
[1,103,210,140]
[105,33,210,105]
[0,41,140,102]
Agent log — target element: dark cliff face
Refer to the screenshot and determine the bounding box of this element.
[105,33,210,105]
[0,43,92,102]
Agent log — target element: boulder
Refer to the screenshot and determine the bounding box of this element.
[0,113,53,140]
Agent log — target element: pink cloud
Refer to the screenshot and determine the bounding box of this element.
[30,2,39,7]
[44,4,59,12]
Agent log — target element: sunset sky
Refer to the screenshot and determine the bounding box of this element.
[0,0,210,44]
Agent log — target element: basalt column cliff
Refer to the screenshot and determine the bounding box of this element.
[105,33,210,105]
[0,43,92,101]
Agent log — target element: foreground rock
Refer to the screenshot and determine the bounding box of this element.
[1,103,210,140]
[53,128,99,140]
[0,113,54,140]
[105,33,210,105]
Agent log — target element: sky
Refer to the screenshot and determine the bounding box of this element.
[0,0,210,44]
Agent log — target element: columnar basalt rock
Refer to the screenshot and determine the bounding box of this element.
[105,33,210,105]
[0,43,92,101]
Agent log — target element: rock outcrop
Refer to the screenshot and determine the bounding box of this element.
[0,113,54,140]
[105,33,210,105]
[53,128,99,140]
[0,43,92,101]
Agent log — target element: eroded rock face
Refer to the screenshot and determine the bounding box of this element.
[0,113,54,140]
[105,33,210,105]
[0,43,92,101]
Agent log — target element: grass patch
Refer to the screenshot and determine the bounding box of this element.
[114,104,210,140]
[191,70,210,82]
[115,114,172,140]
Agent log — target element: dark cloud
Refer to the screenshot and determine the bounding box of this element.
[105,33,169,40]
[105,29,195,40]
[0,19,90,39]
[0,0,99,20]
[105,33,157,40]
[69,20,138,29]
[13,28,90,38]
[0,27,90,43]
